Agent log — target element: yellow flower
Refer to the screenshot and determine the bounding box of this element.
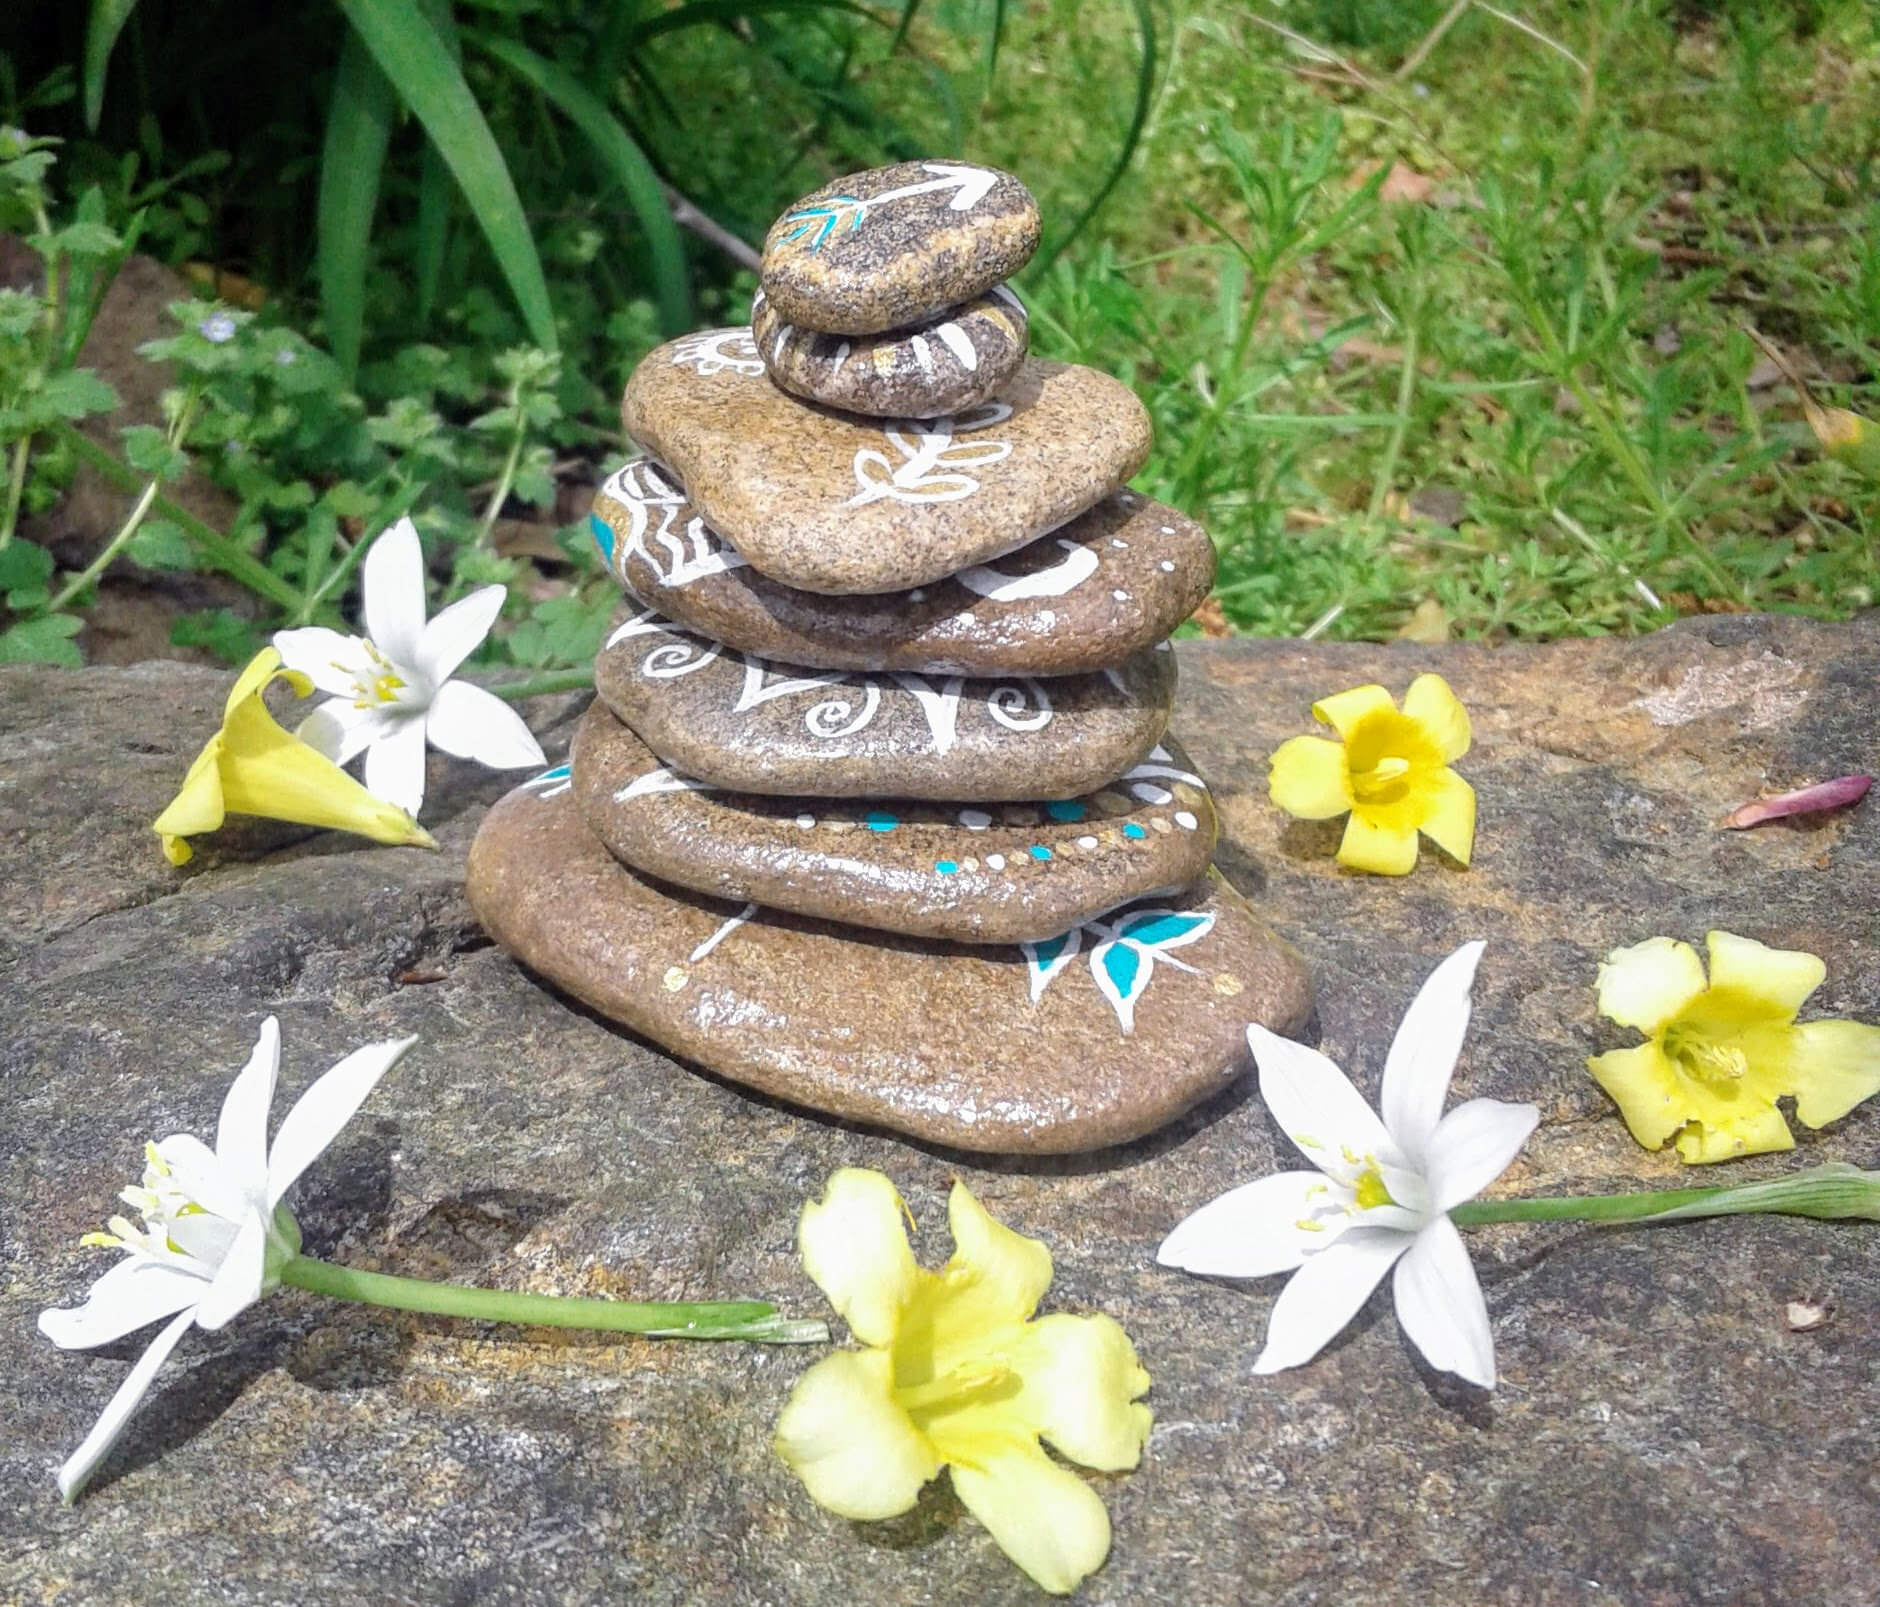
[1267,673,1475,875]
[774,1169,1152,1596]
[1588,931,1880,1164]
[153,648,437,865]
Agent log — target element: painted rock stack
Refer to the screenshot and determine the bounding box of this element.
[468,160,1312,1154]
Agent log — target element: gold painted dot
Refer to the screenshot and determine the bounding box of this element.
[1151,817,1173,834]
[1094,791,1130,814]
[1213,973,1245,997]
[1004,806,1041,828]
[823,818,855,833]
[962,857,979,872]
[663,966,689,991]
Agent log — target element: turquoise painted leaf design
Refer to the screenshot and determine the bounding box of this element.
[780,196,863,251]
[588,511,615,565]
[1116,910,1212,949]
[1021,925,1083,1003]
[1090,938,1148,1034]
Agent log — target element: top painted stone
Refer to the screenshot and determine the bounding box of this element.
[760,160,1041,336]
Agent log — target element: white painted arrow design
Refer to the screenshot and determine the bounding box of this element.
[779,163,1001,251]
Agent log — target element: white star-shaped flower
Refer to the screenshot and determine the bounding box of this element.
[39,1018,414,1501]
[1158,942,1539,1388]
[274,518,544,817]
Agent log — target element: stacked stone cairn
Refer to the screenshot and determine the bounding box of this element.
[467,161,1312,1155]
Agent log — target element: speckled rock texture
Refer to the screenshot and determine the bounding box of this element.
[6,612,1878,1607]
[591,461,1215,676]
[751,283,1027,417]
[570,702,1219,943]
[621,335,1153,595]
[468,785,1306,1154]
[593,611,1177,802]
[758,161,1039,335]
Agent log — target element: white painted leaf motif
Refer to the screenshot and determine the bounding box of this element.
[890,673,965,755]
[668,328,764,376]
[615,767,721,803]
[844,403,1014,508]
[955,538,1100,601]
[604,458,749,589]
[1022,906,1217,1034]
[1021,926,1083,1002]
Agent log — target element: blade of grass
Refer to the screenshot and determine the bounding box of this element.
[1035,0,1156,271]
[413,0,462,331]
[317,31,395,379]
[336,0,560,354]
[83,0,141,131]
[470,32,694,336]
[628,0,881,46]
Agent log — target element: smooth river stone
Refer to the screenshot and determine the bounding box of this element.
[467,780,1312,1154]
[593,610,1177,802]
[759,160,1039,336]
[590,460,1216,676]
[621,333,1152,595]
[751,283,1027,418]
[570,701,1220,944]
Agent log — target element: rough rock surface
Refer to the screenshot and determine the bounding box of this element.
[751,283,1027,418]
[5,613,1879,1606]
[570,705,1220,944]
[622,334,1153,595]
[592,461,1216,677]
[758,161,1039,336]
[594,611,1177,803]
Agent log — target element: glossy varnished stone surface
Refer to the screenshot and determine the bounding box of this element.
[751,284,1026,418]
[592,610,1177,803]
[758,160,1039,336]
[621,335,1152,595]
[570,702,1219,944]
[467,782,1307,1153]
[9,616,1878,1607]
[589,460,1215,676]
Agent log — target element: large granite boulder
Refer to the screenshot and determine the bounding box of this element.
[4,614,1876,1605]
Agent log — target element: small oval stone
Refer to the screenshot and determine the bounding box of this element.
[760,160,1040,336]
[467,780,1312,1154]
[589,460,1216,676]
[593,609,1176,802]
[622,338,1152,595]
[571,701,1219,944]
[751,284,1027,419]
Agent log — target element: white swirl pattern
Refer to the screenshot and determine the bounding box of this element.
[601,459,749,589]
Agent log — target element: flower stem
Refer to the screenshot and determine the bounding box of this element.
[486,666,594,702]
[280,1255,829,1342]
[1451,1163,1880,1228]
[0,431,30,550]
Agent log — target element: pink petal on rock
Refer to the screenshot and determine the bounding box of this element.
[1720,775,1871,829]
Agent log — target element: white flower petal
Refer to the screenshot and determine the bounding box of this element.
[1425,1098,1541,1214]
[1392,1215,1497,1387]
[192,1213,267,1330]
[38,1258,205,1350]
[153,1133,249,1223]
[415,584,506,686]
[164,1211,241,1268]
[1251,1227,1410,1375]
[425,681,546,770]
[1157,1172,1353,1278]
[297,700,389,767]
[271,627,372,699]
[1249,1023,1393,1186]
[54,1307,196,1504]
[362,517,427,669]
[1380,941,1483,1165]
[266,1035,416,1207]
[363,714,429,818]
[214,1017,279,1202]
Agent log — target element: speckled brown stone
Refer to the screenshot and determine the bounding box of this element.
[751,284,1027,417]
[467,780,1308,1152]
[570,701,1218,944]
[590,461,1216,676]
[621,335,1152,595]
[594,610,1176,801]
[759,160,1040,336]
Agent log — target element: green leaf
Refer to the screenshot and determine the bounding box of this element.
[126,517,196,571]
[0,539,55,594]
[318,32,396,379]
[0,613,84,667]
[0,288,41,339]
[471,34,692,337]
[38,367,118,420]
[170,607,260,665]
[337,0,559,355]
[84,0,142,130]
[121,423,188,481]
[48,219,123,258]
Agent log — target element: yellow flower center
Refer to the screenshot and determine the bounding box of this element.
[1353,1166,1397,1210]
[1663,1021,1749,1086]
[344,642,408,708]
[1344,711,1440,809]
[896,1359,1016,1418]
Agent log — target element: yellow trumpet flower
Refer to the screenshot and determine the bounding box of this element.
[774,1169,1152,1596]
[1268,673,1475,875]
[153,648,437,865]
[1588,931,1880,1163]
